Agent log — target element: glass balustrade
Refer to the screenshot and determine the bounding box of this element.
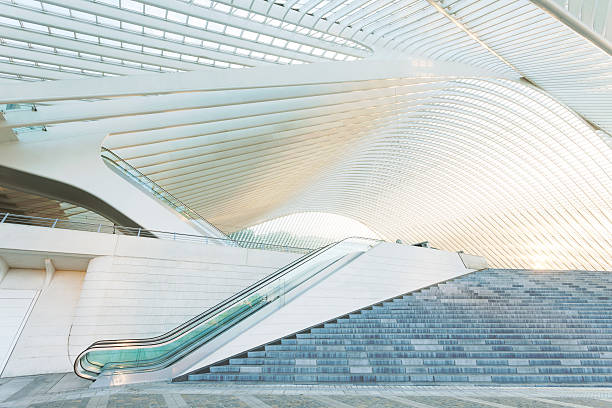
[74,237,380,380]
[100,147,229,241]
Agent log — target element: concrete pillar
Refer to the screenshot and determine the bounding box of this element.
[44,258,55,287]
[0,256,8,284]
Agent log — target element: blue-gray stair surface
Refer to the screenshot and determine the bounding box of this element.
[187,269,612,385]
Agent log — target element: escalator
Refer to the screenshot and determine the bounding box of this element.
[74,237,380,384]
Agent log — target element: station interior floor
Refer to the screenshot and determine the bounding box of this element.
[1,373,612,408]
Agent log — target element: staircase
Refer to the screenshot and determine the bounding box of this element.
[187,269,612,385]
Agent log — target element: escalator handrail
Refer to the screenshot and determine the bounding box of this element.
[74,237,380,378]
[79,254,354,379]
[84,244,328,348]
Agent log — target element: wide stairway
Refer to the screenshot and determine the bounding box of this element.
[188,269,612,385]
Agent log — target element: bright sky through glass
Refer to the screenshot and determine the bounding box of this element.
[249,212,380,240]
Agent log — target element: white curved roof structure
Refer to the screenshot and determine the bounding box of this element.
[0,0,610,271]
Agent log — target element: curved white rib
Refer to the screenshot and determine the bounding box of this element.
[0,0,610,271]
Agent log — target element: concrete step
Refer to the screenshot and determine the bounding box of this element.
[189,372,612,384]
[187,269,612,385]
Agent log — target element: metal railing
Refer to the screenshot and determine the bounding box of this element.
[0,104,47,133]
[0,212,314,254]
[100,147,227,239]
[0,103,36,113]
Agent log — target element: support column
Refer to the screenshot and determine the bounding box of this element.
[0,256,8,284]
[44,258,55,288]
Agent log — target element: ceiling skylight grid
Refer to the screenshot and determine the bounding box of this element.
[142,0,366,58]
[357,3,430,34]
[108,76,608,270]
[0,38,191,77]
[0,7,251,74]
[186,0,370,49]
[245,76,610,270]
[1,0,306,67]
[332,0,383,24]
[0,0,373,79]
[164,0,369,54]
[319,0,362,20]
[445,0,612,136]
[550,0,611,41]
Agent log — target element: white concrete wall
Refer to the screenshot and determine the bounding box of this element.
[0,223,299,267]
[1,270,85,377]
[459,252,489,270]
[0,223,117,259]
[0,287,38,377]
[0,224,481,381]
[0,223,300,377]
[179,243,470,376]
[68,250,298,363]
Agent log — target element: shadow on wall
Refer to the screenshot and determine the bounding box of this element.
[0,165,141,228]
[0,268,85,377]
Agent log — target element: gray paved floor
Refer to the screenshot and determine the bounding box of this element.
[2,373,612,408]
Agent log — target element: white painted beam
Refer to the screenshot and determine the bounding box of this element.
[0,58,511,104]
[0,78,436,128]
[9,82,442,138]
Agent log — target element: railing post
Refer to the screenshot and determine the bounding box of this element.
[51,218,58,228]
[1,213,8,223]
[173,232,176,240]
[137,228,141,237]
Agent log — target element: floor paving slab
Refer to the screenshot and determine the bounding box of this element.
[237,395,272,408]
[28,396,91,408]
[0,377,33,403]
[454,396,516,408]
[478,397,562,408]
[4,374,612,407]
[49,373,92,394]
[85,395,109,408]
[402,395,501,408]
[527,397,602,408]
[381,395,438,408]
[545,397,612,408]
[327,394,406,407]
[162,393,188,408]
[6,374,64,402]
[256,394,328,408]
[182,394,250,408]
[107,393,166,408]
[308,395,353,407]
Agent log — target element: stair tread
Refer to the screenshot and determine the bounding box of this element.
[188,269,612,385]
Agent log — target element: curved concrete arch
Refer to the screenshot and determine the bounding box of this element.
[0,165,142,228]
[0,1,609,271]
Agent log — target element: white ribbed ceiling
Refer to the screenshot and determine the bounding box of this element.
[0,0,611,270]
[550,0,611,41]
